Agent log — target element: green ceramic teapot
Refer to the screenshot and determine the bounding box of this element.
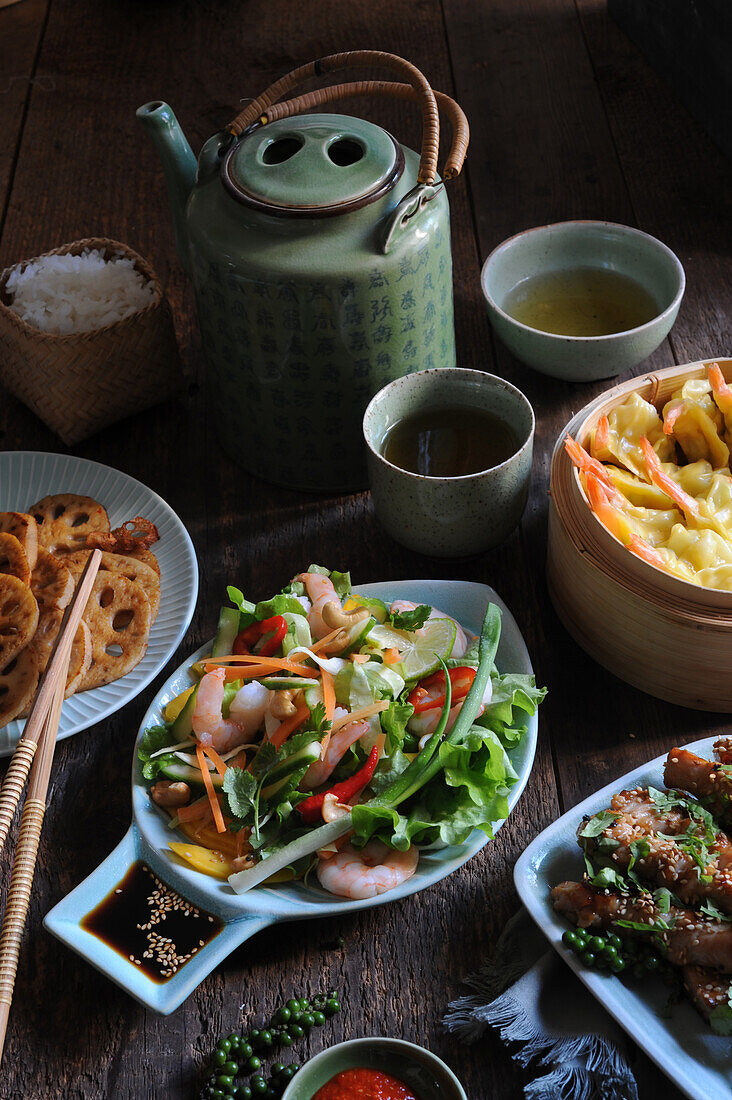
[138,51,469,490]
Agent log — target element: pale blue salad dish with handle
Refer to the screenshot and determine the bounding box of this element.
[45,577,541,1015]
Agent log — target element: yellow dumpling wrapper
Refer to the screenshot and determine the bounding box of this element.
[663,523,732,571]
[605,465,674,509]
[663,380,729,467]
[591,393,674,478]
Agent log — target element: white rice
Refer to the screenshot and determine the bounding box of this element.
[5,247,156,335]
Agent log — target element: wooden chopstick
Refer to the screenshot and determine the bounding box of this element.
[0,673,66,1058]
[0,549,102,856]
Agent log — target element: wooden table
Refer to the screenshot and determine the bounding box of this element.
[0,1,730,1096]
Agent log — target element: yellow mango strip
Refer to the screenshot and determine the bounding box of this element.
[164,685,195,723]
[197,744,226,833]
[321,668,335,722]
[331,700,389,733]
[169,842,231,881]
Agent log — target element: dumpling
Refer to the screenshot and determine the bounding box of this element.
[663,523,732,571]
[591,393,675,477]
[605,465,674,509]
[709,363,732,448]
[695,565,732,592]
[660,458,717,498]
[662,379,729,467]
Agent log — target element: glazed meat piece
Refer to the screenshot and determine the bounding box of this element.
[682,965,731,1023]
[552,880,732,972]
[664,747,732,829]
[715,738,732,766]
[580,787,732,914]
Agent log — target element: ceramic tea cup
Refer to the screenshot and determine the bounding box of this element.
[481,220,685,382]
[363,367,534,557]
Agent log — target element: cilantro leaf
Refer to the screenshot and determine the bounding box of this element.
[710,1003,732,1036]
[615,917,674,933]
[251,742,277,779]
[653,887,681,912]
[387,604,431,632]
[700,899,732,923]
[222,766,257,819]
[579,810,619,839]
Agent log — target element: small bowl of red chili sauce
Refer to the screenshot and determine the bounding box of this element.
[281,1036,467,1100]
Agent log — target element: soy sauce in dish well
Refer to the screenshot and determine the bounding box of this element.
[81,861,223,983]
[502,266,660,337]
[381,405,518,477]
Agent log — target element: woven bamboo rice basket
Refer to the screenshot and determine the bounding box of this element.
[0,238,181,445]
[548,356,732,711]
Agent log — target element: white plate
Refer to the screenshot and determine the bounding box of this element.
[0,451,198,755]
[515,735,732,1100]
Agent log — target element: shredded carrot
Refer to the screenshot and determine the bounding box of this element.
[321,668,335,722]
[349,653,369,664]
[309,626,344,654]
[269,703,310,750]
[203,653,312,671]
[383,647,401,665]
[177,795,212,824]
[199,743,228,780]
[331,700,389,733]
[215,662,320,683]
[197,745,226,833]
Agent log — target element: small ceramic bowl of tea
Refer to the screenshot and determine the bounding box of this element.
[363,367,534,558]
[480,220,685,382]
[281,1036,467,1100]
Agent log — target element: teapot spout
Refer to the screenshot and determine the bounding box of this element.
[137,101,197,277]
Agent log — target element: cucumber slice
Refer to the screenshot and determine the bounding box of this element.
[212,606,240,657]
[304,684,323,710]
[171,682,199,739]
[261,740,322,800]
[260,676,314,691]
[159,758,223,789]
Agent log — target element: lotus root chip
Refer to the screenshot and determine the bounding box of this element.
[0,533,31,586]
[28,608,92,696]
[0,512,38,570]
[81,573,151,690]
[63,551,160,622]
[0,575,39,672]
[0,649,39,727]
[30,549,74,612]
[29,494,109,554]
[118,546,160,577]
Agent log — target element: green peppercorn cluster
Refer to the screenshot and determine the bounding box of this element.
[562,927,670,977]
[200,991,341,1099]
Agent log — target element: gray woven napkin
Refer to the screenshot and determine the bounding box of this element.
[443,909,639,1100]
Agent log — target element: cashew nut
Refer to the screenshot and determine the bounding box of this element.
[270,688,297,719]
[231,854,256,874]
[321,792,352,823]
[151,780,191,808]
[321,602,369,632]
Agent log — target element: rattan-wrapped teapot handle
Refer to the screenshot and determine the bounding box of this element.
[228,51,443,185]
[261,81,469,181]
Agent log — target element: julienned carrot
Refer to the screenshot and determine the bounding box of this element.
[383,647,401,665]
[199,743,228,780]
[217,663,320,683]
[321,668,335,723]
[203,653,310,669]
[197,745,226,833]
[269,703,310,750]
[177,795,212,824]
[309,626,343,654]
[331,700,389,733]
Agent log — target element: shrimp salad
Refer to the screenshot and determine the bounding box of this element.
[138,567,545,900]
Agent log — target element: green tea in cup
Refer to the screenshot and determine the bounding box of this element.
[380,406,519,477]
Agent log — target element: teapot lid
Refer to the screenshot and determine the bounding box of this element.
[221,114,404,216]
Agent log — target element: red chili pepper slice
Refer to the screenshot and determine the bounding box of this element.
[233,615,288,658]
[408,666,476,714]
[296,744,380,825]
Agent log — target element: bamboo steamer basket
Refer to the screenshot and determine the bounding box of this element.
[548,356,732,711]
[0,238,182,446]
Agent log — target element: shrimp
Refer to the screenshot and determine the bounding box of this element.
[192,668,268,753]
[389,600,469,658]
[297,572,341,640]
[229,681,271,739]
[564,434,614,490]
[301,718,370,790]
[316,840,419,899]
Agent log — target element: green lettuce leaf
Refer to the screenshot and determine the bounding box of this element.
[137,725,176,781]
[255,594,310,621]
[379,700,414,754]
[387,604,431,631]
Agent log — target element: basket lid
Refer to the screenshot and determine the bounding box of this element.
[221,114,404,216]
